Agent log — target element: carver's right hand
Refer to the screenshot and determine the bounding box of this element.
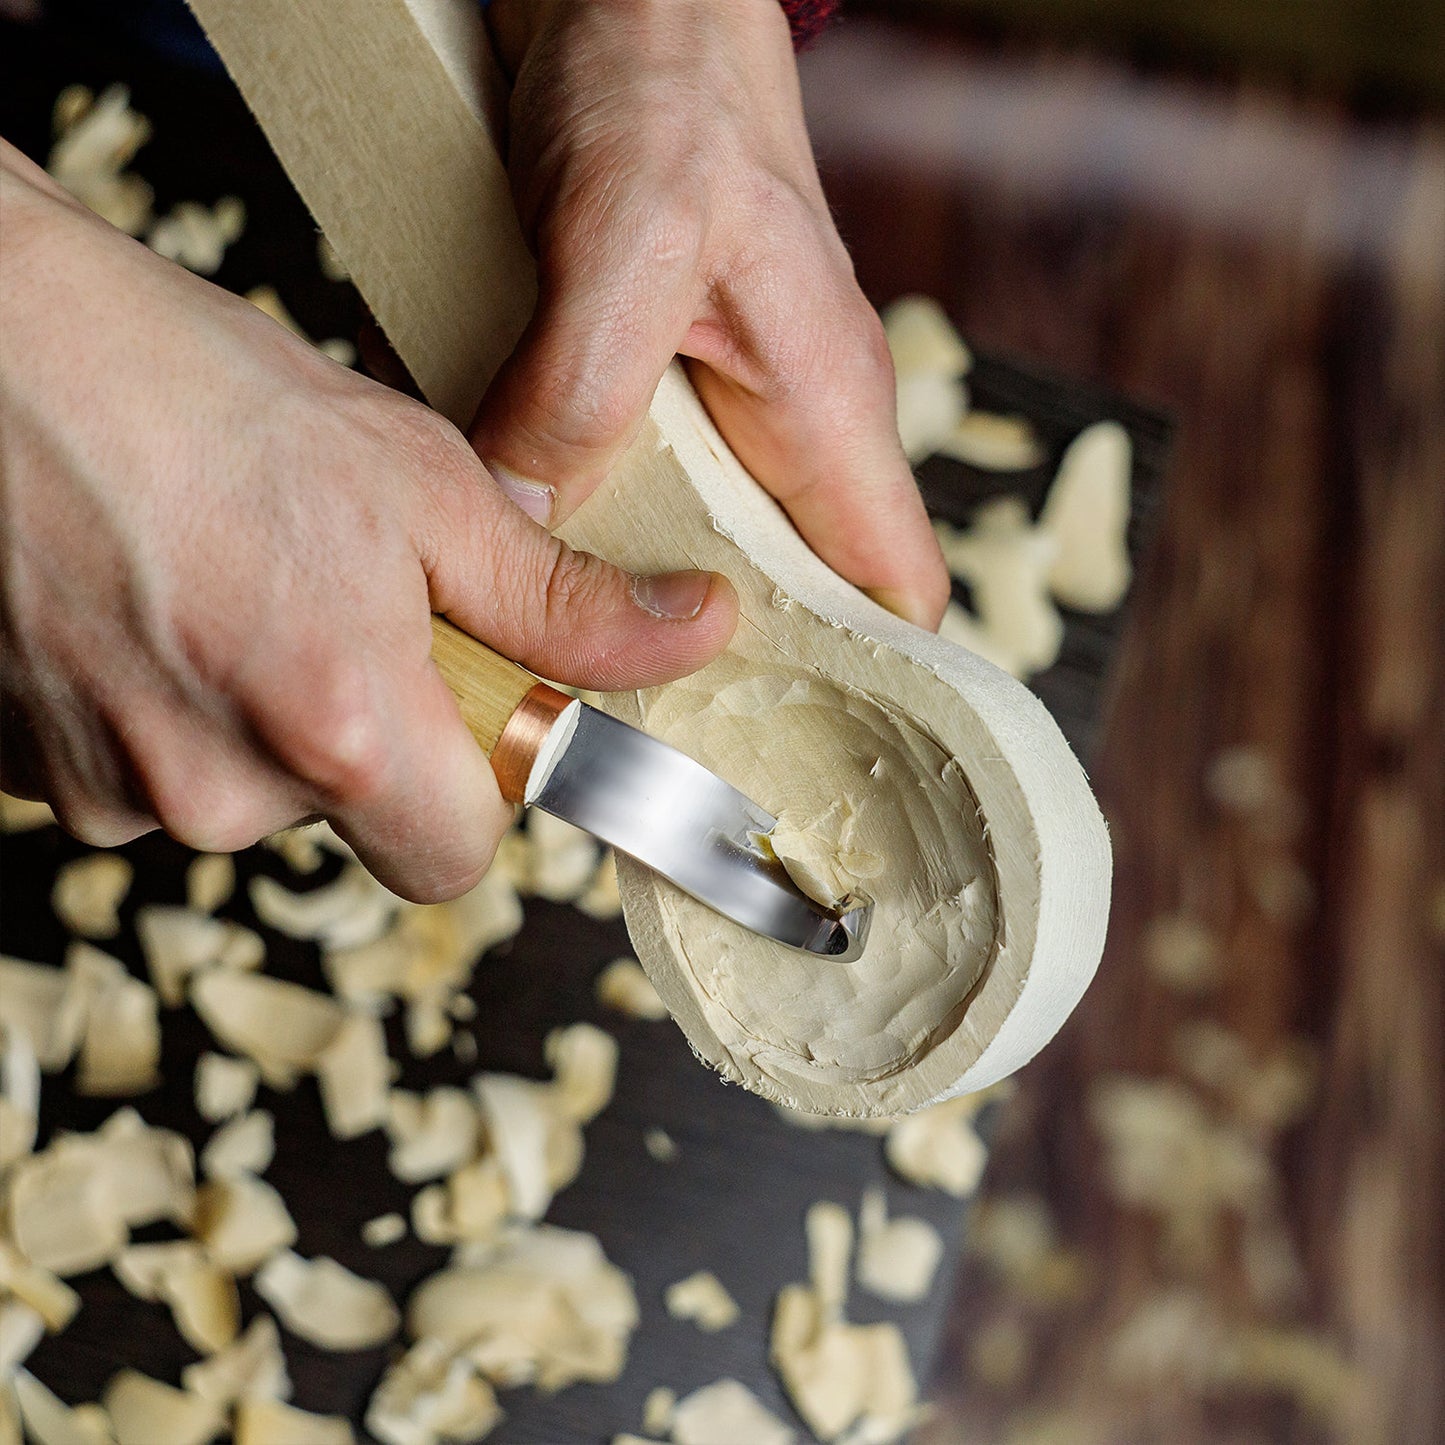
[0,139,737,901]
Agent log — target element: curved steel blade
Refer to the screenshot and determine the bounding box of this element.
[528,704,870,962]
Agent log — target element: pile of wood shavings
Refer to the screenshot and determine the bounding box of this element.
[882,296,1134,681]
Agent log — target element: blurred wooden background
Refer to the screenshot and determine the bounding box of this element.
[799,12,1444,1444]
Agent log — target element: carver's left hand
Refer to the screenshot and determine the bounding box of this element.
[477,0,950,630]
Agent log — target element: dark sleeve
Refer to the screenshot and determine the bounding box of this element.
[778,0,840,49]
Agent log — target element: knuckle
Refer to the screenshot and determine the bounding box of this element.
[52,795,152,848]
[289,666,391,808]
[539,542,613,630]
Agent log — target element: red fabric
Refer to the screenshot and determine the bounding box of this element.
[779,0,839,49]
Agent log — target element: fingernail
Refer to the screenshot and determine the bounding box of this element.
[490,462,554,526]
[866,585,934,630]
[631,570,712,620]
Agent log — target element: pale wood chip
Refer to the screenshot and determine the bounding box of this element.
[643,1128,677,1163]
[181,1314,292,1406]
[855,1189,943,1303]
[249,864,399,949]
[362,1214,407,1248]
[385,1088,479,1183]
[315,1012,393,1139]
[0,1022,41,1168]
[884,1098,989,1196]
[148,198,245,275]
[190,971,345,1089]
[881,296,972,378]
[408,1225,638,1392]
[201,1111,275,1180]
[594,958,667,1021]
[12,1369,113,1445]
[664,1272,739,1332]
[365,1338,502,1445]
[1038,420,1132,611]
[641,1386,675,1436]
[51,854,132,938]
[543,1023,618,1124]
[0,955,88,1072]
[670,1378,796,1445]
[112,1241,239,1354]
[192,1175,296,1276]
[103,1369,224,1445]
[234,1399,355,1445]
[136,908,264,1007]
[0,794,55,833]
[194,1053,260,1123]
[575,850,623,919]
[254,1250,399,1351]
[0,1298,45,1376]
[938,411,1046,472]
[66,944,161,1097]
[0,1241,81,1332]
[185,855,236,914]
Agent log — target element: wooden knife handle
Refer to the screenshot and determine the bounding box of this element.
[429,615,572,801]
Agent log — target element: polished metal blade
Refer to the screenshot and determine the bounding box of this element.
[527,704,870,962]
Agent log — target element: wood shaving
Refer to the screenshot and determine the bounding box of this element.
[0,1298,45,1377]
[664,1271,739,1332]
[181,1314,292,1406]
[407,1224,638,1391]
[254,1250,399,1351]
[0,793,55,832]
[409,1156,510,1248]
[594,957,668,1020]
[364,1338,501,1445]
[641,1386,675,1436]
[194,1053,260,1123]
[471,1073,569,1222]
[0,955,88,1071]
[543,1023,618,1124]
[884,1096,989,1196]
[66,943,161,1097]
[249,864,399,950]
[13,1369,112,1445]
[103,1369,224,1445]
[147,197,245,275]
[938,411,1046,471]
[386,1088,480,1183]
[770,1202,920,1442]
[1142,914,1221,993]
[315,1012,393,1139]
[938,498,1062,674]
[112,1240,239,1354]
[1090,1074,1272,1267]
[881,296,973,378]
[1205,746,1285,814]
[190,970,345,1089]
[0,1241,80,1332]
[7,1110,193,1275]
[46,83,154,234]
[575,849,623,919]
[201,1110,275,1180]
[0,1022,41,1169]
[643,1128,677,1163]
[51,854,132,938]
[670,1378,796,1445]
[362,1213,407,1248]
[317,233,349,281]
[136,907,264,1007]
[261,824,351,874]
[504,812,601,903]
[1038,420,1132,610]
[234,1399,356,1445]
[966,1194,1088,1304]
[192,1175,297,1276]
[855,1188,944,1303]
[185,855,236,914]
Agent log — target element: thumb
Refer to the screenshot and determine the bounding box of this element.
[421,459,737,692]
[466,243,699,530]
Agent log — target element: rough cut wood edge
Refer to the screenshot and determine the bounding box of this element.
[188,0,1111,1114]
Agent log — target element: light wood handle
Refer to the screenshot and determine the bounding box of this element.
[429,615,539,756]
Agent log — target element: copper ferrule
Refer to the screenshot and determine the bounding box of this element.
[491,683,573,804]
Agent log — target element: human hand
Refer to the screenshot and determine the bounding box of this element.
[478,0,950,629]
[0,141,736,900]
